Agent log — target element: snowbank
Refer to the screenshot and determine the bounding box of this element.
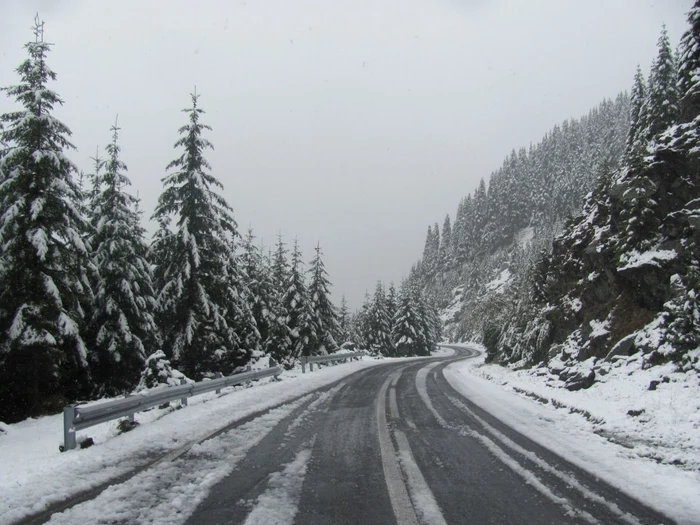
[0,358,384,524]
[444,344,700,525]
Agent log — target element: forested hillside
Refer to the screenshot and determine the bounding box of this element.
[413,8,700,386]
[411,95,630,334]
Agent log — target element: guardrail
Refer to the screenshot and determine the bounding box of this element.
[300,352,363,373]
[62,366,281,451]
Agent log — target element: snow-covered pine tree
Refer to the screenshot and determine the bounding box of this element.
[625,65,649,164]
[431,222,440,274]
[307,243,339,353]
[223,250,260,369]
[336,294,350,346]
[0,18,93,422]
[450,197,466,265]
[284,239,317,358]
[366,281,393,356]
[151,90,248,379]
[87,148,105,203]
[391,281,422,357]
[439,214,452,271]
[87,119,161,395]
[410,285,434,356]
[271,232,289,289]
[678,1,700,123]
[265,233,293,366]
[352,291,372,349]
[385,282,398,326]
[421,225,434,278]
[136,350,189,390]
[242,228,273,345]
[646,25,680,140]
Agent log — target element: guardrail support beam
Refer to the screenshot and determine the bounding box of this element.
[301,356,308,373]
[215,372,223,394]
[180,378,188,406]
[63,405,77,451]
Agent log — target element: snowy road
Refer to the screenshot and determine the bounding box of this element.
[23,347,675,525]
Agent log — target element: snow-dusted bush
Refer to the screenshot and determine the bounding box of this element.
[136,350,190,391]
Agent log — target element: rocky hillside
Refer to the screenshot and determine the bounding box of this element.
[416,4,700,389]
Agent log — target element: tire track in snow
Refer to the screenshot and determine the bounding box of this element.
[241,437,316,525]
[43,393,320,525]
[414,361,598,525]
[445,393,643,525]
[378,368,448,525]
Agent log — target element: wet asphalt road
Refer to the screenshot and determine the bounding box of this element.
[184,346,674,525]
[20,347,675,525]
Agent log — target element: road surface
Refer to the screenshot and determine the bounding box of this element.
[25,347,675,525]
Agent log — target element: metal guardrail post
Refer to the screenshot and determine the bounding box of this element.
[245,365,252,386]
[215,372,223,394]
[301,356,308,373]
[63,405,77,451]
[180,378,188,406]
[309,359,314,372]
[125,394,136,422]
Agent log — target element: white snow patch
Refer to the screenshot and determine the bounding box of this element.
[515,226,535,249]
[485,269,512,294]
[589,318,610,338]
[618,249,677,271]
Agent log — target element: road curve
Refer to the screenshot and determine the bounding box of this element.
[186,346,673,525]
[28,347,675,525]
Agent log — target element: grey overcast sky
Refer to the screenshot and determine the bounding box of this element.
[0,0,694,308]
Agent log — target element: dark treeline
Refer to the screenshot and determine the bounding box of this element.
[0,18,345,423]
[348,280,442,358]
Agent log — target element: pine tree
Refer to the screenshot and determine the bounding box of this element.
[410,285,433,356]
[646,25,680,140]
[151,90,248,379]
[271,232,289,290]
[265,233,293,366]
[386,282,398,325]
[336,295,350,346]
[421,225,434,277]
[366,281,393,356]
[241,228,273,344]
[307,243,339,353]
[678,1,700,123]
[391,282,422,357]
[439,214,452,270]
[353,291,372,349]
[451,198,466,266]
[87,119,160,395]
[283,239,317,358]
[0,18,93,421]
[626,65,648,163]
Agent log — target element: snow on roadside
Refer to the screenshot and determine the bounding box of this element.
[43,396,315,525]
[0,359,384,524]
[431,346,455,358]
[443,344,700,525]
